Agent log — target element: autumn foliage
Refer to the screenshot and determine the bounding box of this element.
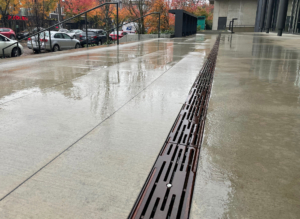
[142,0,214,33]
[1,0,214,33]
[1,0,59,27]
[65,0,214,32]
[63,0,94,17]
[0,0,21,25]
[146,0,169,33]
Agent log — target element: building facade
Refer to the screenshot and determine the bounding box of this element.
[255,0,300,34]
[211,0,258,31]
[211,0,300,35]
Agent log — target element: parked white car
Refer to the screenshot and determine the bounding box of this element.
[0,33,23,58]
[27,31,80,52]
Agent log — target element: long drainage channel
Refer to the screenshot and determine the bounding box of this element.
[128,35,221,219]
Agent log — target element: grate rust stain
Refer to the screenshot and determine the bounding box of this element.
[129,36,221,219]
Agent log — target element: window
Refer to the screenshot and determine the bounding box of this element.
[40,32,50,38]
[63,33,71,39]
[54,33,63,38]
[0,35,6,41]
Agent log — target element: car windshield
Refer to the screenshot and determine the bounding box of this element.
[0,35,8,41]
[39,32,50,37]
[0,34,8,41]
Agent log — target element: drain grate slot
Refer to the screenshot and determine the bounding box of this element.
[166,195,176,219]
[157,162,166,183]
[164,161,173,182]
[176,191,186,219]
[141,184,157,218]
[129,35,221,219]
[160,189,170,211]
[150,198,160,219]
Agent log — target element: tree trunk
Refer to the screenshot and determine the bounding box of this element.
[3,14,7,27]
[106,7,109,42]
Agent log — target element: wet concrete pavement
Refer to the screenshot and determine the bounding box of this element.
[191,33,300,218]
[0,36,213,218]
[0,33,299,218]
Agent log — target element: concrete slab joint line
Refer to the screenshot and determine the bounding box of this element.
[128,35,221,219]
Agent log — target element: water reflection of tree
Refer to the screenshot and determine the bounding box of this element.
[1,37,214,110]
[0,59,90,102]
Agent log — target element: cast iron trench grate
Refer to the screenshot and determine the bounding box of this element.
[128,35,221,219]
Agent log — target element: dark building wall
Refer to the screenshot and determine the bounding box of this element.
[255,0,300,34]
[169,10,197,37]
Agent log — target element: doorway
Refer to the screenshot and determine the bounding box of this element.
[218,17,227,30]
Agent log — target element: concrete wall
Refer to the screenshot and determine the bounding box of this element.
[212,0,258,31]
[119,34,173,43]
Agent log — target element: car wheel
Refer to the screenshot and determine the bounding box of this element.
[11,47,20,57]
[10,35,15,40]
[53,44,60,52]
[75,43,80,49]
[33,49,40,54]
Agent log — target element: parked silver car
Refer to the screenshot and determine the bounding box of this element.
[67,29,83,40]
[27,31,80,52]
[0,33,23,57]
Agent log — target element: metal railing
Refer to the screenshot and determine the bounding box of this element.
[228,18,238,34]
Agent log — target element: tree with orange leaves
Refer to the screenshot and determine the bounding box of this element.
[146,0,169,34]
[63,0,95,28]
[171,0,205,11]
[22,0,59,29]
[123,0,154,34]
[111,7,130,31]
[88,1,110,29]
[0,0,23,27]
